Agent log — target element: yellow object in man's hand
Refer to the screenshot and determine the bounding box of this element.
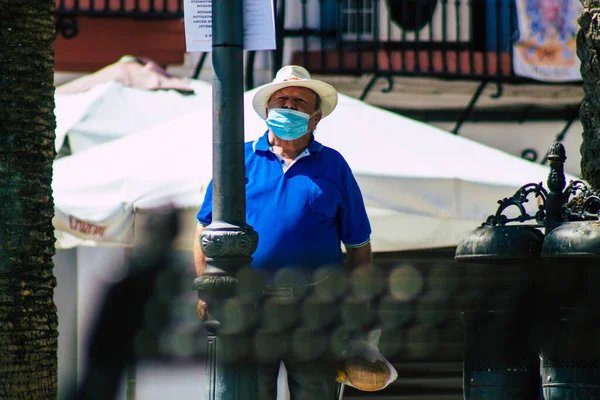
[342,357,392,391]
[335,329,398,391]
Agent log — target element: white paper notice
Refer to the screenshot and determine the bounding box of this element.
[243,0,276,51]
[184,0,212,52]
[184,0,276,52]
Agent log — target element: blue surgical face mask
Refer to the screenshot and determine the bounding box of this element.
[266,108,315,140]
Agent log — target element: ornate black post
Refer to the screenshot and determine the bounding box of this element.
[544,143,567,234]
[455,142,600,398]
[193,0,260,397]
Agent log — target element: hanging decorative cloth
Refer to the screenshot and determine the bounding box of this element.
[513,0,582,82]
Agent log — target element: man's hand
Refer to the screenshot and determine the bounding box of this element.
[197,299,208,321]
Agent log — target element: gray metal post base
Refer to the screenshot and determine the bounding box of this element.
[204,334,258,400]
[196,221,259,400]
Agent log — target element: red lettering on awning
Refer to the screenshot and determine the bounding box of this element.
[67,216,108,237]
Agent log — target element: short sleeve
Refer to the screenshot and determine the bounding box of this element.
[196,180,213,226]
[339,167,371,247]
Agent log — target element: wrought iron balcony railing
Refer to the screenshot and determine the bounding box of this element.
[56,0,582,97]
[280,0,520,81]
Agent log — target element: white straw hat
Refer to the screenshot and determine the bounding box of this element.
[252,65,338,120]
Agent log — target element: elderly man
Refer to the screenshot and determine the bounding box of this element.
[194,65,372,399]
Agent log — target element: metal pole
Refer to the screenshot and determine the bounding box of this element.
[212,0,245,224]
[194,0,260,398]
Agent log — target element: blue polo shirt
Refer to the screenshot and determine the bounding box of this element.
[197,132,371,272]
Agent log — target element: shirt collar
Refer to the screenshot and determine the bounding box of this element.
[252,131,323,154]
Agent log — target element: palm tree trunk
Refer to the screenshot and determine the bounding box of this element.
[578,0,600,188]
[0,1,58,399]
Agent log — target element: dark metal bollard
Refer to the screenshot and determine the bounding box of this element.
[455,224,544,399]
[539,189,600,399]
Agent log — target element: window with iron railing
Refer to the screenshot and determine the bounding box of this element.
[341,0,374,40]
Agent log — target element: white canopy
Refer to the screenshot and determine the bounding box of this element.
[54,79,212,155]
[52,88,577,252]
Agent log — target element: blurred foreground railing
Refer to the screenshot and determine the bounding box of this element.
[56,0,520,83]
[64,209,504,400]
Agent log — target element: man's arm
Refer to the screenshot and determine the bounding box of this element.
[194,223,207,277]
[193,223,209,320]
[345,242,372,270]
